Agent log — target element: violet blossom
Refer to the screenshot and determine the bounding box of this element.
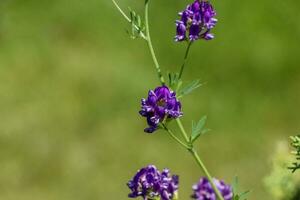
[191,177,233,200]
[175,0,217,42]
[139,86,182,133]
[127,165,179,200]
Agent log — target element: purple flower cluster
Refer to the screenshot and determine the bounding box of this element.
[191,177,233,200]
[139,86,182,133]
[175,0,217,42]
[127,165,179,200]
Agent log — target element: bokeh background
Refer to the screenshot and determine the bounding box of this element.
[0,0,299,199]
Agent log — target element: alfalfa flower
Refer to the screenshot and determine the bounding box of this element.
[139,86,182,133]
[175,0,217,42]
[127,165,179,200]
[191,177,233,200]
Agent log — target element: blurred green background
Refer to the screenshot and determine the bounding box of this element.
[0,0,299,199]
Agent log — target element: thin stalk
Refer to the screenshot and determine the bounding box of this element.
[178,41,193,79]
[190,149,225,200]
[174,120,225,200]
[112,0,147,40]
[142,1,222,199]
[112,0,130,22]
[144,0,165,85]
[162,125,190,149]
[164,122,225,200]
[176,118,189,142]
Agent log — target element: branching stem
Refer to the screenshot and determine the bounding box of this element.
[176,118,189,142]
[114,1,224,199]
[174,120,225,200]
[162,125,190,149]
[112,0,147,40]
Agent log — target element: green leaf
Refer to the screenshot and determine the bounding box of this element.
[234,195,240,200]
[168,72,178,88]
[232,176,250,200]
[234,190,250,200]
[167,72,182,92]
[238,190,250,199]
[190,116,208,143]
[178,79,202,97]
[176,80,183,94]
[127,8,145,39]
[232,176,239,195]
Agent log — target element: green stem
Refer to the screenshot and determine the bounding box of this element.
[190,149,225,200]
[144,0,165,85]
[142,1,222,199]
[162,125,190,149]
[178,41,193,80]
[163,121,225,200]
[176,118,189,142]
[112,0,130,22]
[164,122,224,200]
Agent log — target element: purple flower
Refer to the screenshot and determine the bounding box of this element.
[175,0,217,42]
[191,177,233,200]
[127,165,179,200]
[175,21,187,41]
[139,86,182,133]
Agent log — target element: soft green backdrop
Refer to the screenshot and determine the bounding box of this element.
[0,0,299,199]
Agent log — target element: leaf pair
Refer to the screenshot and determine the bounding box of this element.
[178,79,202,98]
[168,72,182,92]
[232,176,251,200]
[168,72,202,98]
[190,116,209,143]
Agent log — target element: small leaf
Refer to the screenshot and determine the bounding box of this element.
[232,176,239,195]
[176,80,183,93]
[178,79,202,97]
[234,195,240,200]
[231,175,251,200]
[190,116,207,143]
[167,72,180,91]
[127,8,145,39]
[239,190,250,199]
[235,190,250,200]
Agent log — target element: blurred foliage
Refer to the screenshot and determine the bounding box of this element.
[289,135,300,172]
[264,142,300,200]
[0,0,299,199]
